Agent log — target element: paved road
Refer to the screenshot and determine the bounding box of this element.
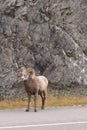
[0,106,87,130]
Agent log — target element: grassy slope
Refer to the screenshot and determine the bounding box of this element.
[0,87,87,109]
[0,94,87,109]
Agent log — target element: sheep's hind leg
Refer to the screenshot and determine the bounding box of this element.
[42,91,46,109]
[40,92,45,110]
[26,95,31,112]
[41,98,44,109]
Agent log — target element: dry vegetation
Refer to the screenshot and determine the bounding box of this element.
[0,93,87,110]
[0,86,87,109]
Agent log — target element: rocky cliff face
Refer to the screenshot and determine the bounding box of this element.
[0,0,87,97]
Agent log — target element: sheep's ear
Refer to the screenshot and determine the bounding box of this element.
[17,69,22,77]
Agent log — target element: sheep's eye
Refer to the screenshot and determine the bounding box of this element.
[23,74,27,77]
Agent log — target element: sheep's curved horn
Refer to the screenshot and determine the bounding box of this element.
[27,68,35,75]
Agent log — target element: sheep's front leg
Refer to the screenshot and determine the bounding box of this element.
[26,95,31,112]
[34,93,38,112]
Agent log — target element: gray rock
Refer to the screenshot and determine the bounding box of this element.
[0,0,87,97]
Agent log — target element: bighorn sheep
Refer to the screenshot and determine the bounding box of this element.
[18,67,48,112]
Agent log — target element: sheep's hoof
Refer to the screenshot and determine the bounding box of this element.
[34,109,37,112]
[41,107,44,110]
[26,109,29,112]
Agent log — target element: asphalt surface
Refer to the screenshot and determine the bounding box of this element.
[0,106,87,130]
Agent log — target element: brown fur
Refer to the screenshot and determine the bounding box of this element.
[18,67,48,112]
